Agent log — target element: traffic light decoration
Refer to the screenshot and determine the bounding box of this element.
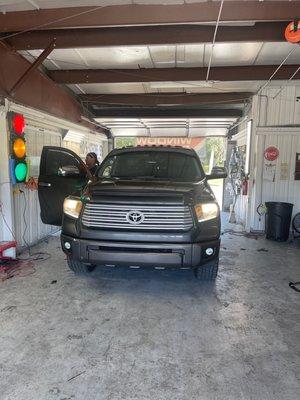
[7,112,28,184]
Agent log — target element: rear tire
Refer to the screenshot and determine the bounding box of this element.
[67,258,96,274]
[194,259,219,281]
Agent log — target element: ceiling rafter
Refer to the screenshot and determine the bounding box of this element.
[49,65,300,84]
[79,92,252,107]
[4,22,288,50]
[0,2,298,33]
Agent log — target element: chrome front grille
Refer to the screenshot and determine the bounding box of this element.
[82,203,194,231]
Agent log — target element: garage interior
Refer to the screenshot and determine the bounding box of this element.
[0,1,299,399]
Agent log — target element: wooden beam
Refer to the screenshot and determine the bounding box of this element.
[0,2,297,32]
[5,22,287,50]
[80,92,252,107]
[50,65,300,84]
[92,107,243,118]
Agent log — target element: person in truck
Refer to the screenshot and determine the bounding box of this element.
[85,152,100,175]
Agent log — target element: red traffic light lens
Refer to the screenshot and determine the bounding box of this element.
[13,114,25,135]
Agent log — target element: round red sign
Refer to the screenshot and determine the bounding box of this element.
[264,146,279,161]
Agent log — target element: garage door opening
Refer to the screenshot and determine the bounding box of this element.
[96,117,233,209]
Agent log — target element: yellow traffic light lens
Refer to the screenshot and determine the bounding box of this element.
[13,138,26,158]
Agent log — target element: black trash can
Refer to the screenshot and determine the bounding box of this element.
[265,202,294,242]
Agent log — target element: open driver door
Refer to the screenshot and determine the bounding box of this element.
[38,146,90,226]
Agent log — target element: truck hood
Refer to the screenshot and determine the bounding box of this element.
[87,178,215,204]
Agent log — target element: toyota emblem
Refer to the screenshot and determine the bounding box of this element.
[126,210,145,225]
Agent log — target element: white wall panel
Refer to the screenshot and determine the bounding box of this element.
[259,86,300,126]
[235,195,248,225]
[13,126,62,249]
[220,85,300,231]
[251,130,300,231]
[233,86,300,231]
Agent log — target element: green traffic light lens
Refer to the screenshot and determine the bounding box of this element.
[15,162,27,182]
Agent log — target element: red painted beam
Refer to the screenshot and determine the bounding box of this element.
[80,92,252,107]
[10,39,56,95]
[0,2,298,32]
[5,22,287,50]
[0,42,99,130]
[50,65,300,84]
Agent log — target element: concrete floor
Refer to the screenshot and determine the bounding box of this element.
[1,217,300,400]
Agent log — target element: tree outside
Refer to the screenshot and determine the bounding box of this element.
[202,137,225,173]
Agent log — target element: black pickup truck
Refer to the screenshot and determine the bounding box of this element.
[38,146,226,280]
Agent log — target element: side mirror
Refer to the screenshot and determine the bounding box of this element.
[58,165,80,177]
[206,166,228,180]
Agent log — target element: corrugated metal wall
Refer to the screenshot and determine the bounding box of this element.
[251,128,300,231]
[249,85,300,231]
[259,86,300,126]
[13,126,62,249]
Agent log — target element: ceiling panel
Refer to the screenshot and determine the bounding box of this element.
[69,83,147,94]
[0,1,188,13]
[20,42,300,73]
[204,42,262,66]
[149,45,176,67]
[70,81,263,95]
[43,47,153,69]
[189,127,228,136]
[109,127,149,137]
[75,47,153,69]
[177,44,205,67]
[255,42,300,65]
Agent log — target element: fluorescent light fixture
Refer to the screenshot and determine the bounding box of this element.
[63,130,86,143]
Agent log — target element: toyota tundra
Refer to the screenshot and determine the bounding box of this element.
[38,145,226,280]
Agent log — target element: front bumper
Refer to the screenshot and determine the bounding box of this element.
[61,234,220,268]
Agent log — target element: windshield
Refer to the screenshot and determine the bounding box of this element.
[97,151,204,182]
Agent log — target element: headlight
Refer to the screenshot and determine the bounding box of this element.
[195,203,219,222]
[63,197,83,219]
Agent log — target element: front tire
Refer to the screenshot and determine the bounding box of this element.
[67,258,95,274]
[194,259,219,281]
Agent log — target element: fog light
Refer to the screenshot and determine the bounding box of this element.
[205,247,214,256]
[64,242,71,250]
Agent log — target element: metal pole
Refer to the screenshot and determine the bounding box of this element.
[206,0,224,82]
